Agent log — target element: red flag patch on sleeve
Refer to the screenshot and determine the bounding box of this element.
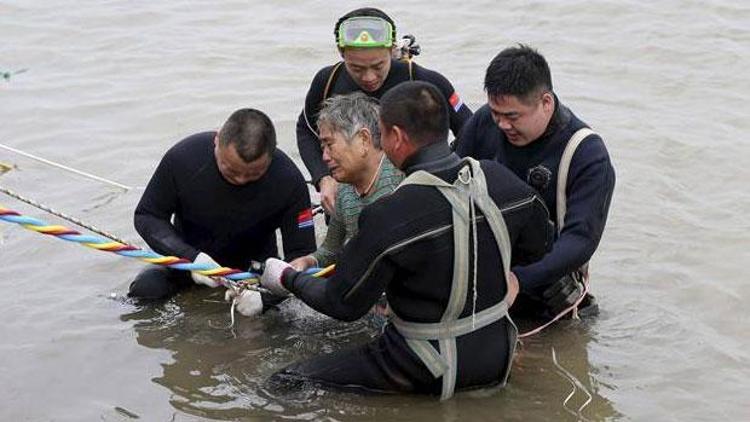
[448,92,464,112]
[297,208,314,229]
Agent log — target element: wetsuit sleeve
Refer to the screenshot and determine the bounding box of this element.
[134,152,199,261]
[514,138,616,292]
[296,68,331,187]
[510,195,554,267]
[415,65,473,139]
[454,106,496,159]
[454,110,480,157]
[283,203,395,322]
[279,175,317,261]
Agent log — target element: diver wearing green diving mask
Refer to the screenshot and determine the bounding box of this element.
[295,7,473,217]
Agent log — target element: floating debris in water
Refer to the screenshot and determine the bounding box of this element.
[113,406,140,419]
[1,68,28,82]
[0,162,15,175]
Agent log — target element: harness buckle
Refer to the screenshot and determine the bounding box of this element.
[457,165,472,185]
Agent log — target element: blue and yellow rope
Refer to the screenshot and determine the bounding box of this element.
[0,204,336,286]
[0,205,257,285]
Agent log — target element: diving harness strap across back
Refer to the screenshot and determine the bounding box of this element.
[552,127,598,321]
[557,128,596,284]
[391,158,517,400]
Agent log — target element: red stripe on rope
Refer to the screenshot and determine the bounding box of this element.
[116,245,139,252]
[105,244,136,252]
[49,228,80,235]
[220,269,243,275]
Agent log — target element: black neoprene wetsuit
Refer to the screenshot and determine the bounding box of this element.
[296,60,473,186]
[455,100,615,301]
[270,142,552,395]
[129,132,316,299]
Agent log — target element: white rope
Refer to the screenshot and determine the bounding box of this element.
[518,281,589,338]
[551,347,593,422]
[0,143,132,190]
[207,288,241,331]
[0,184,131,243]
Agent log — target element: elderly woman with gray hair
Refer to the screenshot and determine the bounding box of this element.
[231,92,403,316]
[292,92,404,272]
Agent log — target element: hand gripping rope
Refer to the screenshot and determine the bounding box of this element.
[0,205,258,288]
[0,204,336,286]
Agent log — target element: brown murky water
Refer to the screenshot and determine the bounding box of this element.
[1,1,749,420]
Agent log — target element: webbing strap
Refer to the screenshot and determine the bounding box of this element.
[322,59,412,102]
[404,338,448,378]
[469,160,512,281]
[556,128,595,233]
[440,179,471,323]
[393,158,514,400]
[322,61,344,101]
[398,161,512,294]
[556,128,597,315]
[398,167,471,319]
[392,300,509,339]
[440,339,457,398]
[303,62,347,140]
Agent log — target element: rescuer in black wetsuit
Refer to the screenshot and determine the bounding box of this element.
[297,7,473,215]
[128,109,316,308]
[258,82,552,399]
[455,45,616,319]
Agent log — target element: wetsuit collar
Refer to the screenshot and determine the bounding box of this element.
[402,142,462,175]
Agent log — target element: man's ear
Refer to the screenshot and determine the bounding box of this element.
[391,125,406,152]
[393,126,417,160]
[541,91,555,113]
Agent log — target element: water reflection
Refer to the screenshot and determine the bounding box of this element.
[120,289,385,419]
[509,318,622,421]
[121,291,620,421]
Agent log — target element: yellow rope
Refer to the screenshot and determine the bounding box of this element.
[312,264,336,278]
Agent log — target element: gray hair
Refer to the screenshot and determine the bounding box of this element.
[317,92,381,148]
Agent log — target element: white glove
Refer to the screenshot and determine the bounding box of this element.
[224,289,263,317]
[191,252,221,288]
[260,258,293,296]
